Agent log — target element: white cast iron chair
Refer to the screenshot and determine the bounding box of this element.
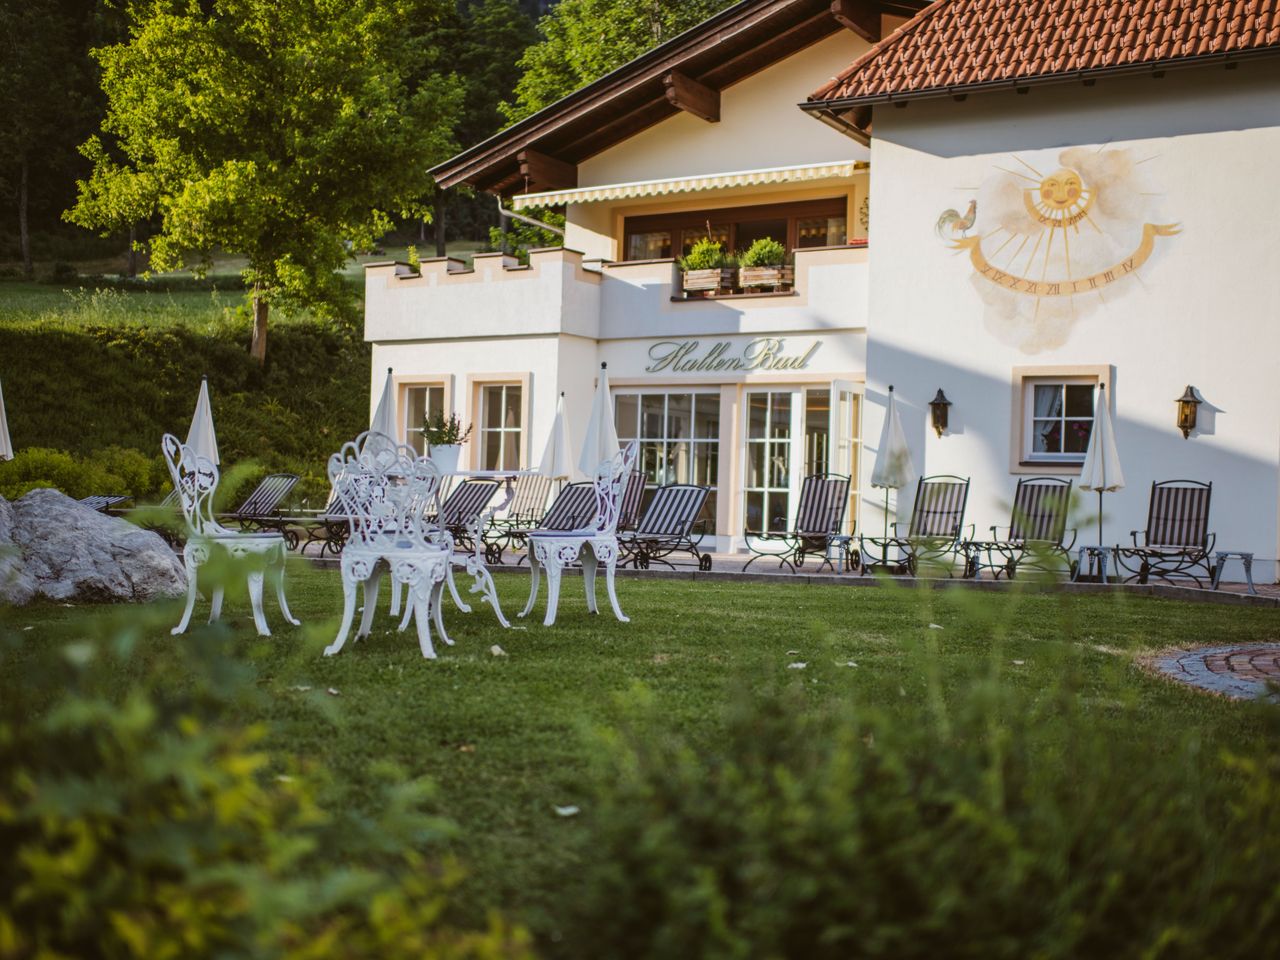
[519,441,639,627]
[326,431,452,659]
[161,434,300,637]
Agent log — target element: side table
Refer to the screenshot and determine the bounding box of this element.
[1072,544,1112,583]
[1212,551,1258,595]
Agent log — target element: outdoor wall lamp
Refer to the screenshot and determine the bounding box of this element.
[929,388,951,437]
[1176,385,1201,438]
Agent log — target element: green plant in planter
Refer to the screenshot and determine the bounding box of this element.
[740,237,787,268]
[423,411,472,447]
[679,238,729,271]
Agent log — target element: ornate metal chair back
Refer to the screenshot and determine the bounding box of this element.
[328,431,441,552]
[908,475,970,539]
[161,433,220,537]
[509,473,553,522]
[1008,477,1072,543]
[794,474,851,537]
[635,484,709,538]
[1145,480,1212,548]
[589,441,640,536]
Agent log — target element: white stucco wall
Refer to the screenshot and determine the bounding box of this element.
[863,61,1280,571]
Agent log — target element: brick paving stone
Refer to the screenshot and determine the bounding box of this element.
[1153,644,1280,701]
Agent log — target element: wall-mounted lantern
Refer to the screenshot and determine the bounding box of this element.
[1176,385,1201,439]
[929,389,952,438]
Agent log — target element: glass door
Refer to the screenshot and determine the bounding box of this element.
[744,391,794,533]
[745,385,861,535]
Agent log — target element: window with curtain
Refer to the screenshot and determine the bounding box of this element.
[404,384,445,455]
[1024,378,1096,461]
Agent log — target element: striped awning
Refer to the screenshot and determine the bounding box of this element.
[510,160,867,209]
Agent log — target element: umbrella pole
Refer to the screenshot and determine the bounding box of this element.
[1097,489,1103,546]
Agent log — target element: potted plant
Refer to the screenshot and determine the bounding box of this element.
[738,237,793,291]
[678,238,736,297]
[423,411,472,473]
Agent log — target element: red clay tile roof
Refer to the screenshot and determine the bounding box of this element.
[808,0,1280,106]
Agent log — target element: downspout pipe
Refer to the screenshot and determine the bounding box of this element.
[495,195,565,237]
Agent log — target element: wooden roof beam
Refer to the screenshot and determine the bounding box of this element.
[517,148,577,192]
[663,70,720,122]
[831,0,879,42]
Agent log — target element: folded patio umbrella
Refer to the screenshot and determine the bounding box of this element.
[869,385,915,538]
[1079,382,1125,545]
[540,391,581,482]
[370,366,397,440]
[186,375,219,465]
[0,376,12,461]
[577,362,619,479]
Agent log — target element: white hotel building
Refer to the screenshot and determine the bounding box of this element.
[366,0,1280,573]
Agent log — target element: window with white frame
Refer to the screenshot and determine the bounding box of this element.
[478,383,523,470]
[404,384,445,455]
[614,391,720,527]
[1022,377,1097,462]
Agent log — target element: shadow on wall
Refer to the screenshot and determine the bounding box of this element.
[859,338,1277,569]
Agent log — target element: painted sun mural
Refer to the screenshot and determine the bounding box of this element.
[935,147,1180,353]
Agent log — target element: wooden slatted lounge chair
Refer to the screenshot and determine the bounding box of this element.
[961,477,1074,579]
[860,475,971,576]
[617,469,647,533]
[432,479,501,554]
[743,473,851,573]
[79,494,133,512]
[218,472,300,532]
[510,482,598,564]
[1114,479,1214,586]
[620,483,712,571]
[483,473,552,563]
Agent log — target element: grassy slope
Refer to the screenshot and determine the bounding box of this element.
[4,566,1275,949]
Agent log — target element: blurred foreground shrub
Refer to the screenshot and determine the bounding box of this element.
[0,608,533,959]
[569,646,1280,959]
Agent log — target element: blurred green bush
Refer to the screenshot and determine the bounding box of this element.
[0,607,533,959]
[568,644,1280,958]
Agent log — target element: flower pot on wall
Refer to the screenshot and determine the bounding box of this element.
[738,265,794,291]
[681,267,736,297]
[428,443,462,474]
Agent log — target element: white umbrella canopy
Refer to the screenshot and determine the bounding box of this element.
[370,366,397,439]
[186,376,219,465]
[1078,382,1125,544]
[540,392,581,481]
[577,363,620,479]
[0,376,13,461]
[870,385,915,537]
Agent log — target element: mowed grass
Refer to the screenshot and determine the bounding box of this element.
[3,564,1277,943]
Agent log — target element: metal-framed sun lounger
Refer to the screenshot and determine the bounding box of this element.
[743,473,851,573]
[860,475,971,577]
[961,477,1075,579]
[1114,479,1214,586]
[620,483,711,570]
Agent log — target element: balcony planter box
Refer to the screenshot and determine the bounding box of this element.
[681,267,736,297]
[738,265,794,291]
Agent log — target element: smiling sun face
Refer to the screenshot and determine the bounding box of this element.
[1026,166,1093,226]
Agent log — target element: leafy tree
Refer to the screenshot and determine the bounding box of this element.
[68,0,464,363]
[501,0,734,123]
[0,0,99,277]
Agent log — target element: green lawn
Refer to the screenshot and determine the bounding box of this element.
[3,563,1275,951]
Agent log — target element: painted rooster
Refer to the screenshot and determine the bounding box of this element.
[935,199,977,239]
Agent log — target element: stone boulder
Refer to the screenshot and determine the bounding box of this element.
[0,496,38,605]
[6,489,186,604]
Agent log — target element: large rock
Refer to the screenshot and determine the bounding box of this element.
[0,496,38,605]
[7,489,186,604]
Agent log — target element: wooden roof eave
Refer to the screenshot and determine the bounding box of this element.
[431,0,842,192]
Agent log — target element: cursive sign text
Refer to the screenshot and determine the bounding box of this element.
[645,338,819,374]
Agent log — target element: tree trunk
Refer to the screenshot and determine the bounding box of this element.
[250,292,268,364]
[18,157,32,279]
[434,185,447,258]
[126,223,137,278]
